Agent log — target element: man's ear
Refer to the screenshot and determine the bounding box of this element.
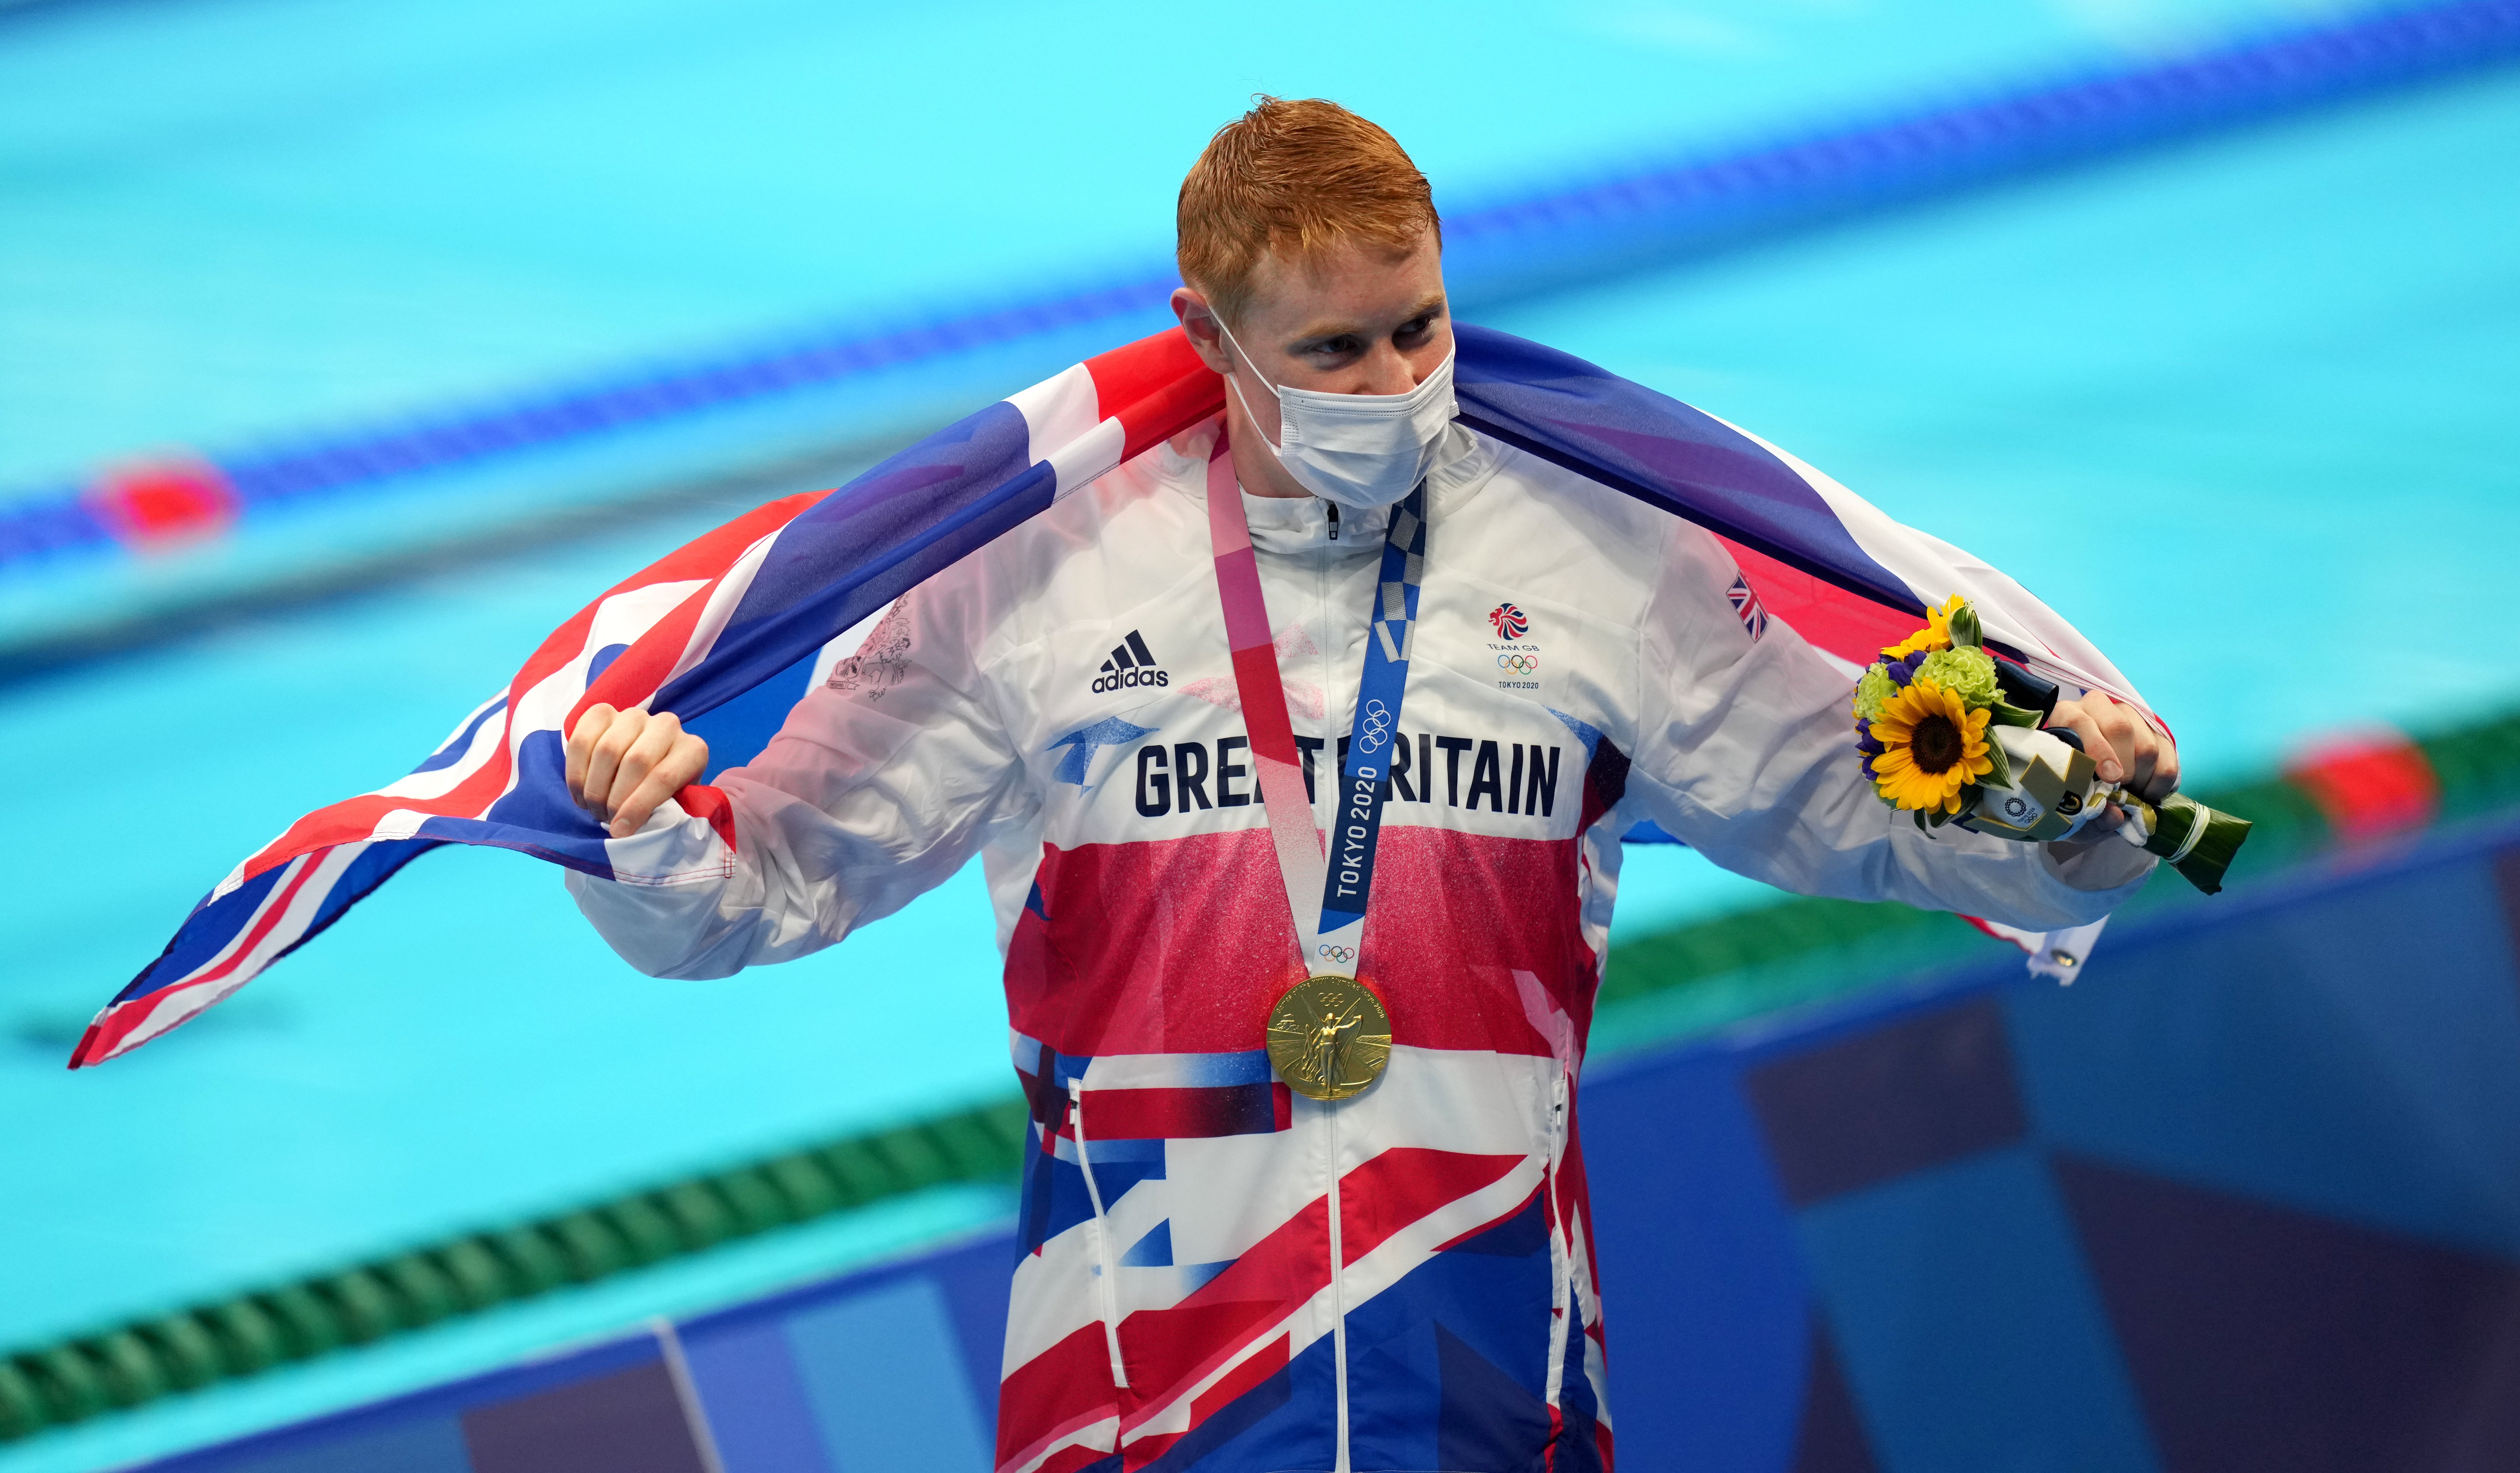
[1170,287,1234,374]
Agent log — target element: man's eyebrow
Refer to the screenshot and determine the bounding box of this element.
[1288,319,1365,347]
[1288,296,1450,347]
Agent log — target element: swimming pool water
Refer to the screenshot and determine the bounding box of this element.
[1,0,2368,489]
[1499,64,2520,783]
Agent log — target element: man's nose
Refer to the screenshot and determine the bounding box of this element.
[1354,345,1422,395]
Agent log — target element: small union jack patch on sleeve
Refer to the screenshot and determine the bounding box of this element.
[1726,574,1769,641]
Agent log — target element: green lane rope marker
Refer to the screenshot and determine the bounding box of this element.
[550,1211,630,1283]
[24,1346,109,1423]
[660,1181,735,1253]
[487,1226,569,1298]
[137,1316,221,1392]
[765,1151,843,1219]
[379,1255,460,1329]
[869,1123,956,1190]
[605,1197,682,1267]
[0,1362,45,1441]
[198,1300,285,1376]
[816,1138,897,1207]
[258,1283,344,1361]
[434,1240,513,1313]
[89,1331,167,1408]
[6,707,2516,1443]
[320,1270,399,1345]
[713,1165,794,1236]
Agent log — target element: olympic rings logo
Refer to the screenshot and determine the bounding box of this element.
[1356,699,1394,751]
[1317,943,1357,963]
[1496,652,1541,675]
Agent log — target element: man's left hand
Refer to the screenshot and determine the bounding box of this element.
[2046,692,2179,803]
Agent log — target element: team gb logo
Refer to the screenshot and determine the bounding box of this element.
[1489,603,1528,640]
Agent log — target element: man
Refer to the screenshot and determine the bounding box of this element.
[564,98,2170,1473]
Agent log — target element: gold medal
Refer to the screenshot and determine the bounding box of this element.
[1266,975,1393,1101]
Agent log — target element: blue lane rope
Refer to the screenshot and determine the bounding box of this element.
[4,0,2514,577]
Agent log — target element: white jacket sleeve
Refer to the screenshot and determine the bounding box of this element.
[1625,525,2152,930]
[565,589,1036,979]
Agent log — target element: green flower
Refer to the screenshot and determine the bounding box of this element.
[1912,647,2000,710]
[1852,664,1900,722]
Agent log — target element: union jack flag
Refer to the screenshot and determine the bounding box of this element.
[1727,573,1769,641]
[77,324,2152,1068]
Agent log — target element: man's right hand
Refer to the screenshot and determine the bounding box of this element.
[566,705,711,839]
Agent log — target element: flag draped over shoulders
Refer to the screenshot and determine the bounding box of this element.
[72,325,2144,1068]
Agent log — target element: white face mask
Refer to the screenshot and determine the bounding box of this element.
[1215,315,1459,511]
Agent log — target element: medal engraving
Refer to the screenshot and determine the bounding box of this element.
[1266,976,1392,1101]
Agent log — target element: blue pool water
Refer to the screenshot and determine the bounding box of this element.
[1,2,2516,1465]
[0,0,2363,490]
[1509,64,2520,778]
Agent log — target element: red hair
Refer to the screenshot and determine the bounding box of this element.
[1177,97,1441,325]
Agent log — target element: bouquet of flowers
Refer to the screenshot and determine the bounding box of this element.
[1852,596,2251,894]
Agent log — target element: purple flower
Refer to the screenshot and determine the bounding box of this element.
[1855,731,1885,755]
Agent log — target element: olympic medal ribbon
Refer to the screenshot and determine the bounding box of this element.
[1202,434,1429,983]
[1312,482,1428,974]
[1205,438,1333,961]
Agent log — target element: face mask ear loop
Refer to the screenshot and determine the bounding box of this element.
[1211,313,1288,451]
[1223,371,1282,453]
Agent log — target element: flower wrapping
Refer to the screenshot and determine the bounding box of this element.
[1854,597,2251,893]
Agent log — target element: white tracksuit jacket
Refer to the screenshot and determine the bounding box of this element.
[571,421,2150,1473]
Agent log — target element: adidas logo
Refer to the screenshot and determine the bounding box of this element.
[1091,630,1170,694]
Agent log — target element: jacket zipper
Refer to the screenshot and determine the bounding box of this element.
[1068,1080,1131,1390]
[1328,1097,1351,1473]
[1542,1072,1572,1414]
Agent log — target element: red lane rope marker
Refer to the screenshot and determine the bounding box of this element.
[2285,730,2442,842]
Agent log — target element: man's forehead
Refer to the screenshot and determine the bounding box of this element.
[1241,232,1446,338]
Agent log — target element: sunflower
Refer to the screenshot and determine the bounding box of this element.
[1867,677,1994,814]
[1881,594,1970,661]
